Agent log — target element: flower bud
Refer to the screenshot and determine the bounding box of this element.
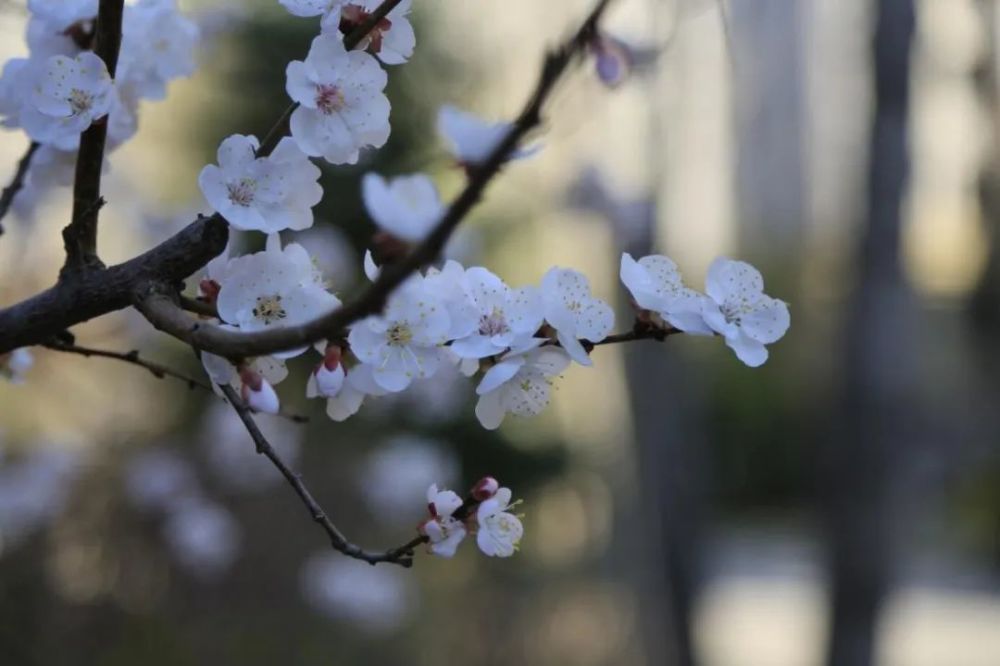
[471,476,499,501]
[198,278,221,304]
[239,368,280,414]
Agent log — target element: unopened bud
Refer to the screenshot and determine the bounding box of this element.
[239,368,280,414]
[313,351,345,398]
[198,278,221,304]
[471,476,499,501]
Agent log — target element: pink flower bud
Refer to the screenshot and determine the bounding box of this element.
[198,278,221,304]
[471,476,499,501]
[313,363,345,398]
[239,368,280,414]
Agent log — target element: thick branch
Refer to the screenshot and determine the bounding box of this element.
[62,0,125,273]
[217,382,426,566]
[0,215,229,353]
[0,142,39,234]
[135,0,614,359]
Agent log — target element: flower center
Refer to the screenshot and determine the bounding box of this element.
[68,88,93,115]
[252,294,287,324]
[315,84,345,115]
[721,302,747,325]
[478,309,509,337]
[227,177,257,207]
[386,322,413,346]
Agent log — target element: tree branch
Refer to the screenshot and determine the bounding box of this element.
[43,337,310,422]
[134,0,615,360]
[217,382,427,566]
[0,142,39,235]
[44,339,212,390]
[0,0,418,355]
[62,0,125,273]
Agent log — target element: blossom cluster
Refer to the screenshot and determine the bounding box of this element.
[0,0,197,200]
[419,476,524,559]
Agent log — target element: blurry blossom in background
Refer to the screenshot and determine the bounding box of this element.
[359,434,460,523]
[300,552,416,634]
[0,440,79,555]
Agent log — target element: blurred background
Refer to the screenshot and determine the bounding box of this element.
[1,0,1000,664]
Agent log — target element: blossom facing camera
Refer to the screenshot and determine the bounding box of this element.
[286,34,391,165]
[199,134,322,233]
[21,52,114,150]
[700,257,790,367]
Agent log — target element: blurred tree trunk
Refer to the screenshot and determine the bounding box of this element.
[731,0,807,251]
[622,215,708,666]
[966,0,1000,570]
[823,1,917,665]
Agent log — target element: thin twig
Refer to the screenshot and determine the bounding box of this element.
[44,340,211,389]
[61,0,125,273]
[44,340,310,422]
[217,382,427,566]
[136,0,616,360]
[0,142,39,234]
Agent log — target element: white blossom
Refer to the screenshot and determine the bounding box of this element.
[619,253,712,334]
[199,134,322,233]
[348,277,450,392]
[1,349,34,383]
[27,0,97,30]
[286,34,390,165]
[476,487,523,557]
[20,52,114,150]
[216,236,340,335]
[118,0,199,101]
[418,483,467,558]
[421,260,480,341]
[474,347,571,430]
[450,267,544,360]
[362,172,443,242]
[437,104,539,166]
[540,267,614,366]
[700,258,790,367]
